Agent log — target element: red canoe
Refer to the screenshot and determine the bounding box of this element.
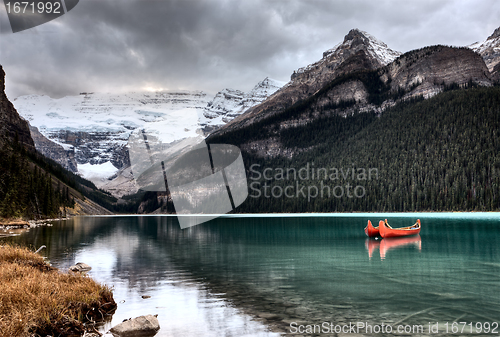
[379,219,421,238]
[364,220,380,237]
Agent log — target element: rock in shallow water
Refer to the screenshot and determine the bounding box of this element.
[69,262,92,273]
[109,314,160,337]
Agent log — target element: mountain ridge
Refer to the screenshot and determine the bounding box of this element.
[228,86,500,213]
[217,29,403,134]
[213,27,498,140]
[292,28,401,81]
[201,77,285,133]
[210,44,492,159]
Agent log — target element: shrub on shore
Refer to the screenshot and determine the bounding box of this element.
[0,244,116,336]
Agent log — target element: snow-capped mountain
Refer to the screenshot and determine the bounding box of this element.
[326,29,401,64]
[218,29,402,133]
[468,26,500,80]
[291,29,401,82]
[14,78,284,194]
[212,30,493,163]
[200,77,285,128]
[15,91,210,178]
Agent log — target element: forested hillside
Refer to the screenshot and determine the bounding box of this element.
[0,65,138,220]
[210,85,500,212]
[0,138,74,218]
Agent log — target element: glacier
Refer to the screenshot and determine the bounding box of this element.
[14,78,285,193]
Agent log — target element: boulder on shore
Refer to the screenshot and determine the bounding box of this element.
[109,314,160,337]
[69,262,92,273]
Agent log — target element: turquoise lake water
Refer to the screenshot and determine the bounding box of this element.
[5,214,500,336]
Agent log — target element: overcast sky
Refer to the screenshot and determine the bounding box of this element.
[0,0,499,99]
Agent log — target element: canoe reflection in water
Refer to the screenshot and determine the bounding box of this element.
[365,235,422,260]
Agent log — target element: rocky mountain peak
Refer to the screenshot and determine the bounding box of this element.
[319,29,401,67]
[257,76,271,85]
[289,29,400,89]
[468,26,500,79]
[344,28,362,39]
[487,26,500,40]
[247,77,285,99]
[254,77,275,90]
[343,28,369,44]
[214,28,497,139]
[219,29,400,132]
[201,77,285,130]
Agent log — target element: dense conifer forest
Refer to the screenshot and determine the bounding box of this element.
[210,85,500,213]
[0,134,140,219]
[0,136,74,218]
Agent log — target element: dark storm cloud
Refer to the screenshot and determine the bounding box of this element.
[0,0,499,99]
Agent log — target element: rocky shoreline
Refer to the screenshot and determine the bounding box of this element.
[0,217,69,237]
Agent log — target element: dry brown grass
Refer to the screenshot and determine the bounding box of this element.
[0,218,29,226]
[0,244,116,336]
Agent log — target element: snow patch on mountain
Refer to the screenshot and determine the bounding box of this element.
[469,38,499,54]
[468,26,500,72]
[361,30,402,65]
[78,161,118,182]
